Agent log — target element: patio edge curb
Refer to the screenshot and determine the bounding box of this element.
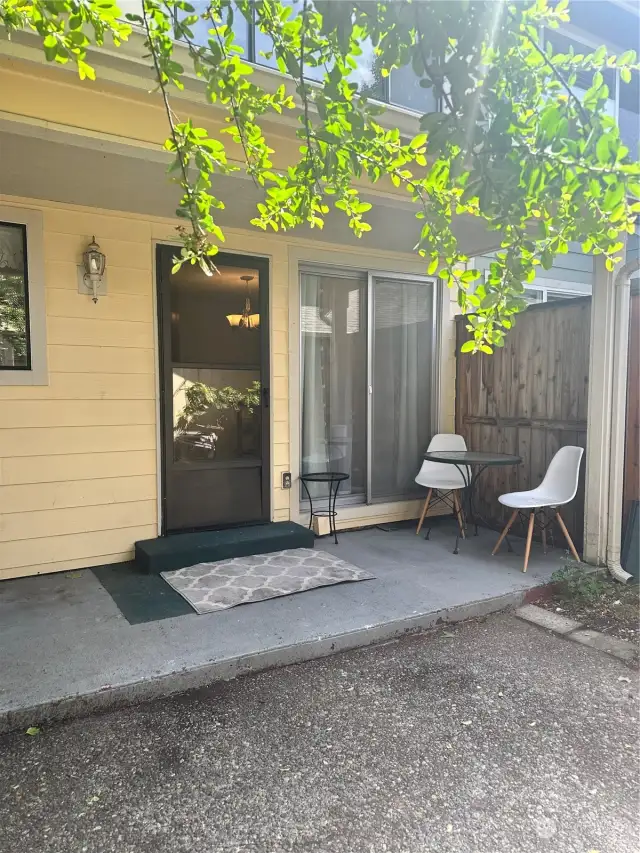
[515,604,638,664]
[1,587,543,735]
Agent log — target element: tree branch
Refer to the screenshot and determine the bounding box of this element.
[298,0,320,190]
[142,4,203,241]
[200,1,259,187]
[515,17,592,126]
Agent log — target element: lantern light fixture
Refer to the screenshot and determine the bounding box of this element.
[78,236,107,303]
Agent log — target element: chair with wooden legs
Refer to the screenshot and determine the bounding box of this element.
[492,446,584,572]
[415,434,470,540]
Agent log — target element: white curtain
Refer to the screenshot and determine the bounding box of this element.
[300,273,366,497]
[371,280,433,499]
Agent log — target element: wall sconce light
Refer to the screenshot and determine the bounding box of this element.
[77,236,107,303]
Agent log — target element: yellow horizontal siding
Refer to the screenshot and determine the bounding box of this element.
[48,345,155,374]
[273,421,288,444]
[0,525,158,573]
[272,330,288,355]
[47,317,154,348]
[42,208,153,244]
[272,376,288,401]
[0,450,158,485]
[44,231,152,270]
[0,499,157,542]
[271,307,288,332]
[0,196,161,578]
[273,443,289,467]
[46,261,152,295]
[1,425,156,457]
[0,372,155,400]
[272,353,288,378]
[0,400,155,428]
[0,475,157,514]
[46,288,153,323]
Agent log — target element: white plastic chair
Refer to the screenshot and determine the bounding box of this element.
[415,434,470,538]
[492,445,584,572]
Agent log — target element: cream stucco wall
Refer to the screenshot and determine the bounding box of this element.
[0,193,456,580]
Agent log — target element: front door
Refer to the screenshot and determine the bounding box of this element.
[157,246,270,533]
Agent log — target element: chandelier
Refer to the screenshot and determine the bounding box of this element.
[226,275,260,329]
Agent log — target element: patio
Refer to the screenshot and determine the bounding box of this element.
[0,520,567,733]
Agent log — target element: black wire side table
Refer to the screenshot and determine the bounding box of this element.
[300,472,350,545]
[423,450,522,554]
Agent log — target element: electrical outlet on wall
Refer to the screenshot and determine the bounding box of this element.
[282,472,292,489]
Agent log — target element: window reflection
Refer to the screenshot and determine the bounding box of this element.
[389,63,437,113]
[254,1,384,97]
[544,30,617,117]
[174,0,250,56]
[619,69,639,157]
[169,261,263,464]
[174,1,445,112]
[173,369,261,463]
[0,222,29,370]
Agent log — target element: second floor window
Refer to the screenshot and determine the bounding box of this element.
[179,1,436,115]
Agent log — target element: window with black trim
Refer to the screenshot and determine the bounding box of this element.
[0,221,30,370]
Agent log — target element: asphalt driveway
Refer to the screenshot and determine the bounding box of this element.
[1,613,637,853]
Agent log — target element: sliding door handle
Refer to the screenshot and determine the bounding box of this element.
[262,386,270,409]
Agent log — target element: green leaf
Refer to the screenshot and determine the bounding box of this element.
[603,182,625,212]
[25,727,41,736]
[77,60,96,81]
[410,133,427,150]
[460,340,476,353]
[596,135,612,165]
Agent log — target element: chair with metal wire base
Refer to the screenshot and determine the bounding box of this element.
[492,445,584,572]
[415,434,470,541]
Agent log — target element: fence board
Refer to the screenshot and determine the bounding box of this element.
[456,297,590,547]
[623,290,640,534]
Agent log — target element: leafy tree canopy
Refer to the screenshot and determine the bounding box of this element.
[2,0,639,351]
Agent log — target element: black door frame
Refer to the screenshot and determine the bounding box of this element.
[156,245,271,535]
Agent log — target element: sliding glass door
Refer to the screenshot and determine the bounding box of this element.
[370,278,434,500]
[300,269,367,498]
[300,265,436,505]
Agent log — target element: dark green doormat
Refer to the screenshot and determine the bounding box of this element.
[92,562,193,625]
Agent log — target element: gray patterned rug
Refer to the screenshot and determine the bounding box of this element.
[160,548,375,614]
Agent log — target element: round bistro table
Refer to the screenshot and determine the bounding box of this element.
[299,471,350,545]
[423,450,522,554]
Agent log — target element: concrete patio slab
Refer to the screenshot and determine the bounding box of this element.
[0,522,565,733]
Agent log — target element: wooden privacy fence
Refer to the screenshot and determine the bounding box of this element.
[623,286,640,535]
[455,297,590,548]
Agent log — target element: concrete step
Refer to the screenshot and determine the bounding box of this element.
[135,522,315,573]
